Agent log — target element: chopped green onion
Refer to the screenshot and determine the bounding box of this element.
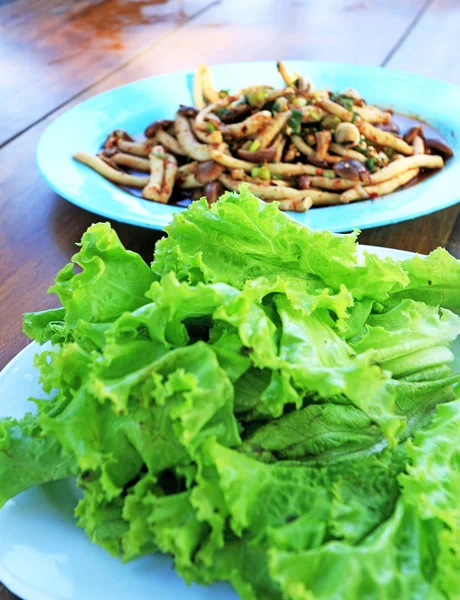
[246,89,267,106]
[288,109,303,134]
[251,167,261,178]
[249,140,261,152]
[219,89,229,98]
[309,110,322,122]
[321,115,341,130]
[340,97,354,111]
[332,94,354,112]
[365,157,377,173]
[383,146,396,158]
[293,97,307,107]
[207,122,217,132]
[351,112,358,124]
[272,174,284,180]
[258,166,271,180]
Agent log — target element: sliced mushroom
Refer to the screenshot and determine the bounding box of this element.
[412,136,425,155]
[403,126,424,145]
[297,75,314,96]
[284,143,300,162]
[315,130,332,161]
[144,119,175,139]
[424,138,454,159]
[343,87,360,100]
[103,129,134,150]
[204,181,224,204]
[236,148,277,163]
[217,103,253,123]
[195,160,224,183]
[307,155,329,168]
[298,175,311,190]
[177,105,200,118]
[376,122,400,134]
[98,151,123,171]
[334,123,360,147]
[334,159,371,183]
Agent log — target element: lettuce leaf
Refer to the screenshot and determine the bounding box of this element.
[2,191,460,599]
[0,413,78,508]
[388,248,460,312]
[153,187,409,301]
[49,222,155,326]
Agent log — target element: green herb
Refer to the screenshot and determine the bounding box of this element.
[340,96,354,111]
[332,93,354,112]
[384,146,396,158]
[288,109,303,134]
[322,115,341,130]
[351,111,359,123]
[272,174,284,180]
[207,122,217,132]
[246,89,267,106]
[219,89,230,98]
[258,166,271,180]
[293,97,307,107]
[309,109,322,122]
[365,157,378,173]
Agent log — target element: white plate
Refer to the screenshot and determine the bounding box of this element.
[1,245,458,600]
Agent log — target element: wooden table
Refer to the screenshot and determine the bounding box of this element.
[1,1,460,598]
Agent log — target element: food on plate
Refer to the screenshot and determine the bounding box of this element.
[2,188,460,599]
[73,62,452,211]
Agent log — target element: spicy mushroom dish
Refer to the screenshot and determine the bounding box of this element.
[74,62,453,213]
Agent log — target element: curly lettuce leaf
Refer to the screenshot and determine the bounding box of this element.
[0,412,78,508]
[388,247,460,312]
[49,223,155,326]
[152,188,409,301]
[349,299,460,375]
[270,501,446,600]
[22,307,68,345]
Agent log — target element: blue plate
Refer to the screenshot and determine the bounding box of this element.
[37,61,460,232]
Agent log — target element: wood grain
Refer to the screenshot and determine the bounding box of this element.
[359,205,460,255]
[385,0,460,83]
[80,0,428,84]
[0,0,214,147]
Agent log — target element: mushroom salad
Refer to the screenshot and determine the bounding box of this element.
[74,62,453,212]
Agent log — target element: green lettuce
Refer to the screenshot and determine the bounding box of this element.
[1,189,460,599]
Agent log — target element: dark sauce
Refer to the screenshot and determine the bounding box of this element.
[117,111,453,205]
[387,112,453,190]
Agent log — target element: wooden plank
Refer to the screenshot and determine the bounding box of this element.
[0,584,19,600]
[0,0,214,147]
[359,205,460,255]
[85,0,428,84]
[385,0,460,83]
